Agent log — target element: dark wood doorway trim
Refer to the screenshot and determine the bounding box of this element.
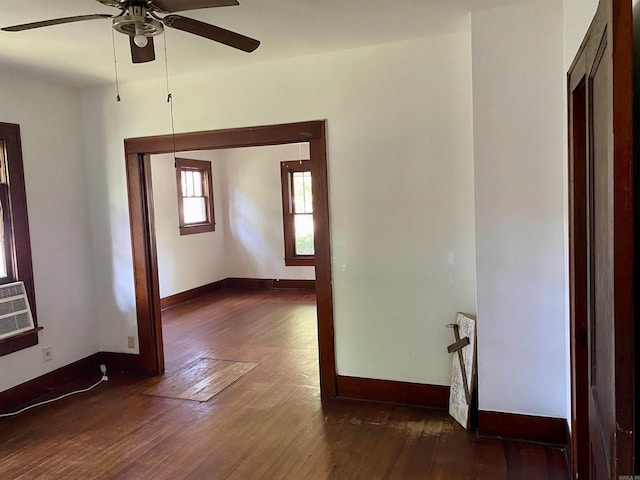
[568,65,589,479]
[123,120,337,397]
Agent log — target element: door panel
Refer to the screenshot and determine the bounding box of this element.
[589,34,615,475]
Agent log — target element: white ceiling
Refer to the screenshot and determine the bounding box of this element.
[0,0,532,88]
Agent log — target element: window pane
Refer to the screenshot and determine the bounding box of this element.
[181,170,187,197]
[183,197,207,224]
[293,172,304,213]
[303,172,313,213]
[293,172,313,214]
[294,214,314,255]
[193,171,203,197]
[0,192,7,279]
[0,239,7,278]
[186,171,193,197]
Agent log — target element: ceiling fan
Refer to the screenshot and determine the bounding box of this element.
[1,0,260,64]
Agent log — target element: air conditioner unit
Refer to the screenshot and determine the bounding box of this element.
[0,281,34,340]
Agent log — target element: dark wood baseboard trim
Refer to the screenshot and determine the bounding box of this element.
[478,410,569,446]
[336,376,449,410]
[0,353,102,414]
[160,279,228,310]
[226,278,273,290]
[273,279,316,290]
[226,278,315,291]
[160,278,316,310]
[0,351,153,415]
[98,352,147,376]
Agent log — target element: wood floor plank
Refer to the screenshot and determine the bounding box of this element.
[0,289,570,479]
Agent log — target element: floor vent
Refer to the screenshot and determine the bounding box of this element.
[0,281,34,340]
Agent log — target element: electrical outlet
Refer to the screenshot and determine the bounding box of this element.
[127,336,135,349]
[42,346,52,362]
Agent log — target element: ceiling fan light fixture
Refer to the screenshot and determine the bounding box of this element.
[133,33,148,48]
[134,27,149,48]
[112,12,164,42]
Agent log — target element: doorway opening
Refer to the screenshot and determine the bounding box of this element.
[124,121,337,397]
[149,143,318,386]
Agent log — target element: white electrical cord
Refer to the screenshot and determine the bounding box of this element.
[0,365,108,418]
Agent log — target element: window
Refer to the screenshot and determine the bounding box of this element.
[0,123,38,357]
[175,158,215,235]
[281,160,314,266]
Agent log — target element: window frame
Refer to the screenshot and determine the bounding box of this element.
[0,122,39,357]
[280,160,314,267]
[175,157,215,236]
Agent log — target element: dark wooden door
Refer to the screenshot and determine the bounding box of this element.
[568,0,634,478]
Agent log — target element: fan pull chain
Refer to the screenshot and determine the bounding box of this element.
[163,33,177,167]
[168,94,177,168]
[111,28,121,102]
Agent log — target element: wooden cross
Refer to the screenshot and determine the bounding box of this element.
[446,323,471,406]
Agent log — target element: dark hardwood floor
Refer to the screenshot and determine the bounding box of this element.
[0,289,569,479]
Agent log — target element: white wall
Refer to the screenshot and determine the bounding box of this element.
[152,144,314,299]
[151,152,227,298]
[563,0,599,71]
[0,71,97,392]
[221,144,315,281]
[81,29,477,386]
[472,0,567,418]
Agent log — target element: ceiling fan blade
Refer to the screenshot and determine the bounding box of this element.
[1,14,112,32]
[163,15,259,52]
[95,0,121,6]
[151,0,238,13]
[130,36,156,64]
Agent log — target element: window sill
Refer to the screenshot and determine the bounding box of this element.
[179,223,215,236]
[0,327,42,357]
[285,257,315,267]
